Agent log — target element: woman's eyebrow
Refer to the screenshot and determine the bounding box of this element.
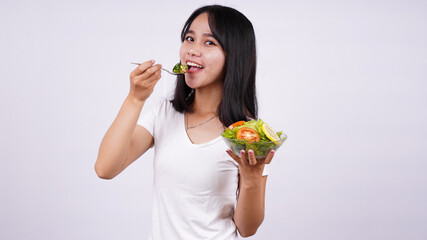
[187,30,215,38]
[203,33,215,38]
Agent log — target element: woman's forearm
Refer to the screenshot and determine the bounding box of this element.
[95,95,145,179]
[234,176,267,237]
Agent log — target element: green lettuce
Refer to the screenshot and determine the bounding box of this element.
[222,127,238,140]
[222,119,281,142]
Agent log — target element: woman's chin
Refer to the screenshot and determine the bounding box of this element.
[185,78,200,89]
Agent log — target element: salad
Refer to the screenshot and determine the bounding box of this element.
[222,119,286,158]
[173,63,188,74]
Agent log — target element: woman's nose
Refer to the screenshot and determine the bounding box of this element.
[187,48,201,57]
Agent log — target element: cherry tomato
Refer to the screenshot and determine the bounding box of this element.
[236,127,260,142]
[228,121,245,130]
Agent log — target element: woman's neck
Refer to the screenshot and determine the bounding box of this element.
[192,84,223,114]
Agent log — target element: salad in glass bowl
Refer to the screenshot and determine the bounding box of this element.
[222,119,287,159]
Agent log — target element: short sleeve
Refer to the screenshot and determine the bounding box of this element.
[137,100,164,137]
[262,164,270,176]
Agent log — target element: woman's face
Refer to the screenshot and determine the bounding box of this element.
[179,13,226,89]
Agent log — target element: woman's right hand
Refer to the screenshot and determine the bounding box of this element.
[129,60,162,102]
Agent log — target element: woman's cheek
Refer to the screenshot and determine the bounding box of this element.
[179,46,187,62]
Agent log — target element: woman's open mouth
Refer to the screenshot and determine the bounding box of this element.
[186,61,204,73]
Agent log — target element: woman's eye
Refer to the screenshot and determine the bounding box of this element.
[205,40,216,45]
[185,36,194,42]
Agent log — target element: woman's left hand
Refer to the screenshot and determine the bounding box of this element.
[228,149,274,235]
[226,149,275,183]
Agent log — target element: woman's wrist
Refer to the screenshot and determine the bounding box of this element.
[125,94,146,107]
[240,174,264,189]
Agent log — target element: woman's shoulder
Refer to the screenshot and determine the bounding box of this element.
[146,98,173,111]
[147,98,180,118]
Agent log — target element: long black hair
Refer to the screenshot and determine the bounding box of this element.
[171,5,257,127]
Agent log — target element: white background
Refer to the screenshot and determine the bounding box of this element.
[1,0,426,239]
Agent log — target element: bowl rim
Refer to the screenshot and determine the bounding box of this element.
[221,133,287,144]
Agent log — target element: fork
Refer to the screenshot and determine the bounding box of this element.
[131,62,183,75]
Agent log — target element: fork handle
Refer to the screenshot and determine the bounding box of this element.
[161,68,180,75]
[131,62,180,75]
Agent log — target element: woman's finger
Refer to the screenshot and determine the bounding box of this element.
[264,150,275,164]
[141,64,162,79]
[247,150,257,166]
[226,149,241,165]
[132,64,162,85]
[130,60,155,78]
[141,67,162,85]
[240,150,249,166]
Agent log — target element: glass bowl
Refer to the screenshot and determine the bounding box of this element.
[222,134,287,159]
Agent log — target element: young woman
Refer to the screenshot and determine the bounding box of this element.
[95,5,275,239]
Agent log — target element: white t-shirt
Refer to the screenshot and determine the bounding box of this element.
[138,99,268,240]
